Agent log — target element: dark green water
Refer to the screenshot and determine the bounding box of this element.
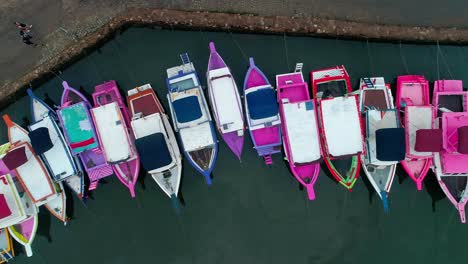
[4,27,468,264]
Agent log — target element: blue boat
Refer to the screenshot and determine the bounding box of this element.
[27,89,85,200]
[166,53,218,185]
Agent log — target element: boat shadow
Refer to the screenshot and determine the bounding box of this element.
[396,164,409,185]
[423,170,446,212]
[358,167,376,206]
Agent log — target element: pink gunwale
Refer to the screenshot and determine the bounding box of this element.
[276,70,320,200]
[433,80,468,223]
[92,81,140,198]
[396,75,432,191]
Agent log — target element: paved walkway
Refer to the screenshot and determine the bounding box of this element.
[1,0,467,90]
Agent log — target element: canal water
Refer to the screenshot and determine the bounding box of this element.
[3,27,468,264]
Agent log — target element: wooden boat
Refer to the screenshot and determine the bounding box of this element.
[57,81,113,191]
[7,192,37,257]
[166,53,218,184]
[127,84,182,209]
[276,63,321,200]
[2,115,59,206]
[431,80,468,223]
[396,75,432,190]
[0,228,14,262]
[359,77,405,211]
[91,81,140,197]
[311,66,364,190]
[27,89,85,200]
[43,182,67,224]
[0,173,26,229]
[243,58,282,165]
[207,42,244,160]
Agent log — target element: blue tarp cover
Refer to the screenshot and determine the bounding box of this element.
[173,96,202,123]
[246,88,278,120]
[29,127,53,155]
[136,133,173,171]
[376,128,405,161]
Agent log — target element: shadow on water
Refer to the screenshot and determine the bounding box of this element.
[359,167,376,206]
[396,164,409,185]
[20,117,30,128]
[423,170,446,212]
[43,92,57,109]
[37,209,52,243]
[78,86,93,102]
[63,185,75,220]
[320,161,338,185]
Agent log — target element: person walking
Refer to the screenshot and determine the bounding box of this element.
[14,22,32,32]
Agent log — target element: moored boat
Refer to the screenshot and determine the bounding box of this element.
[0,228,14,262]
[207,42,244,160]
[91,81,140,197]
[276,63,321,200]
[431,80,468,223]
[359,77,405,211]
[396,75,432,190]
[127,84,182,210]
[2,115,59,206]
[166,53,218,184]
[7,192,37,257]
[244,58,282,165]
[0,173,26,229]
[311,66,364,190]
[27,89,85,200]
[57,81,113,191]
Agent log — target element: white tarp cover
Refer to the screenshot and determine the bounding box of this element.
[321,96,363,157]
[29,116,75,179]
[179,122,214,152]
[92,103,132,163]
[283,101,321,163]
[131,113,164,139]
[406,106,432,156]
[208,67,243,133]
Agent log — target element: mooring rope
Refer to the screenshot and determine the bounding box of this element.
[399,41,410,75]
[366,39,374,76]
[436,41,454,79]
[229,30,248,61]
[283,32,290,70]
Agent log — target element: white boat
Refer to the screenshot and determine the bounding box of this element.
[127,84,182,209]
[7,192,38,257]
[166,53,218,185]
[359,77,405,211]
[0,173,26,229]
[2,115,60,207]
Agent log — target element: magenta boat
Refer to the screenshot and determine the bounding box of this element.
[396,75,432,190]
[243,58,282,164]
[57,81,113,191]
[431,80,468,223]
[207,42,244,160]
[276,63,321,200]
[91,80,140,198]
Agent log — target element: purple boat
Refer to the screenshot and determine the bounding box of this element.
[206,42,245,160]
[57,81,113,191]
[243,58,282,164]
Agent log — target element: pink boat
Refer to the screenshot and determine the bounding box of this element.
[276,63,321,200]
[431,80,468,223]
[207,42,245,160]
[396,75,432,190]
[243,58,282,165]
[91,81,140,198]
[57,81,114,191]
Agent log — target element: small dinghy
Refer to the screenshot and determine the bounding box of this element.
[166,53,218,184]
[7,192,37,257]
[127,84,182,210]
[27,89,85,200]
[431,80,468,223]
[311,66,364,190]
[43,182,67,224]
[276,63,321,200]
[0,228,14,261]
[2,115,59,206]
[207,42,244,160]
[0,173,26,228]
[91,81,140,197]
[396,75,432,190]
[57,81,113,191]
[243,58,282,165]
[359,77,405,211]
